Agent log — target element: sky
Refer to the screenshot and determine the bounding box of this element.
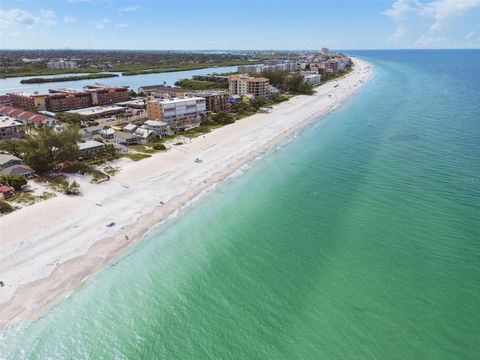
[0,0,479,50]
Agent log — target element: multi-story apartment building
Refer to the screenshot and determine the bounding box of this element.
[84,85,130,105]
[303,73,322,86]
[8,92,48,111]
[146,96,206,130]
[8,85,130,113]
[229,75,270,98]
[196,91,229,112]
[46,89,92,112]
[238,64,264,74]
[0,116,24,140]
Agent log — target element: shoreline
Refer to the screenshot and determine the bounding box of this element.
[0,58,373,328]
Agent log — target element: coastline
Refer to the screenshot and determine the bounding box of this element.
[0,57,373,328]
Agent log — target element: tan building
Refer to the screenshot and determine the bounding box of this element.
[146,96,206,130]
[196,91,229,112]
[7,92,47,111]
[228,75,270,98]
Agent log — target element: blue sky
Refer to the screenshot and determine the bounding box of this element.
[1,0,479,50]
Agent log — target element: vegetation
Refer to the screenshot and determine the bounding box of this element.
[55,112,85,126]
[8,191,55,205]
[321,61,353,83]
[174,79,228,90]
[0,140,24,157]
[259,70,314,95]
[152,144,167,151]
[121,61,259,76]
[123,153,151,161]
[20,73,118,84]
[20,125,82,173]
[0,201,14,214]
[211,111,235,125]
[0,174,27,191]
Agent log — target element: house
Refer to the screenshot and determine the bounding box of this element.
[81,125,103,140]
[100,128,115,139]
[134,127,159,142]
[123,123,138,133]
[0,185,15,200]
[114,131,141,145]
[0,106,58,128]
[0,154,22,169]
[77,140,105,154]
[0,165,35,179]
[143,120,171,137]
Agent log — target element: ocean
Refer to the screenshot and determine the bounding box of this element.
[1,50,479,359]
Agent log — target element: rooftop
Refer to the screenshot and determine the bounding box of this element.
[77,140,105,151]
[0,165,34,176]
[148,96,205,105]
[66,105,125,117]
[0,106,50,124]
[0,116,23,128]
[0,154,21,164]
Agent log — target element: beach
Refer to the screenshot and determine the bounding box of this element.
[0,58,373,328]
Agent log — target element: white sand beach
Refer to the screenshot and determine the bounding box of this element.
[0,58,373,327]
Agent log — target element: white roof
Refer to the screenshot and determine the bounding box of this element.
[149,96,205,105]
[144,120,168,127]
[77,140,105,151]
[134,128,154,138]
[0,116,23,128]
[0,154,21,164]
[123,123,138,131]
[67,105,124,116]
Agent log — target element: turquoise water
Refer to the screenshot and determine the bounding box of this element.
[1,50,479,359]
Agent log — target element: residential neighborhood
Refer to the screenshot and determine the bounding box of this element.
[0,50,352,214]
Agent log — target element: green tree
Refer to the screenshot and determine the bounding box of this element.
[21,125,81,173]
[212,111,235,125]
[0,174,27,190]
[0,140,24,157]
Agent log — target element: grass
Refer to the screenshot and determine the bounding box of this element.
[9,190,55,205]
[123,153,151,161]
[103,166,120,176]
[62,162,110,183]
[174,79,228,90]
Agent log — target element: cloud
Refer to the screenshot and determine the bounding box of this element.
[0,8,57,29]
[384,0,480,46]
[63,16,76,23]
[115,22,128,29]
[118,5,142,13]
[40,9,57,26]
[465,30,475,40]
[93,18,110,30]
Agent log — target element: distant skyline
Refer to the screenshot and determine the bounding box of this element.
[1,0,480,50]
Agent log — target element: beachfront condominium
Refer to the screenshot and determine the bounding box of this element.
[8,85,130,112]
[228,75,270,98]
[195,91,229,112]
[146,96,206,130]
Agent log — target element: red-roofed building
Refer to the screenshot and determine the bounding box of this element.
[0,106,58,128]
[0,185,15,200]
